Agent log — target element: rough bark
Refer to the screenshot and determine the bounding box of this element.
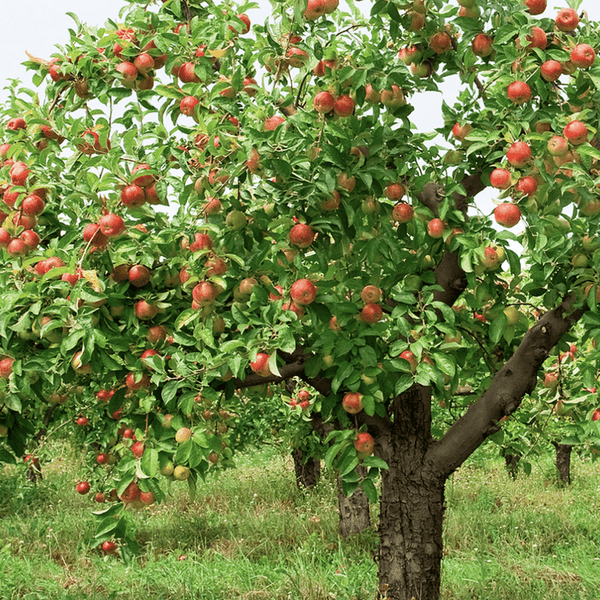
[375,384,445,600]
[337,465,371,537]
[292,447,321,488]
[552,442,573,484]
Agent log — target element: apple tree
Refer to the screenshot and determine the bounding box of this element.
[1,0,600,597]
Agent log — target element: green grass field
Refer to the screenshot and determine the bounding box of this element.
[1,441,600,599]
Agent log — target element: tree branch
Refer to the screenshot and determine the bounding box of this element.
[427,295,585,477]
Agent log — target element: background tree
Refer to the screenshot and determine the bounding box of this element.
[1,0,600,599]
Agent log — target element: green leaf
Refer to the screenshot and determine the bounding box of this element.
[360,478,378,503]
[489,313,508,344]
[361,456,388,470]
[162,380,182,404]
[395,374,413,396]
[95,515,120,538]
[140,448,159,478]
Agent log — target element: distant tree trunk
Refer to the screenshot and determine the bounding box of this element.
[552,442,573,484]
[503,452,521,479]
[337,465,371,537]
[292,447,320,488]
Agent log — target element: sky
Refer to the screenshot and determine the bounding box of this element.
[1,1,599,132]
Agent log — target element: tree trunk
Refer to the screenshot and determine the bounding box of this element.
[375,384,447,600]
[337,465,371,537]
[503,452,521,479]
[378,458,445,600]
[553,442,573,484]
[292,447,320,488]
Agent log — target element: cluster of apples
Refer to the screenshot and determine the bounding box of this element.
[112,27,168,91]
[450,5,598,232]
[341,392,375,457]
[0,149,46,257]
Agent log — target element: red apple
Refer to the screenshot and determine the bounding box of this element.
[515,176,537,197]
[289,223,314,248]
[250,352,271,377]
[494,203,521,228]
[134,52,154,75]
[286,47,309,68]
[178,62,201,83]
[77,481,91,495]
[392,203,414,224]
[99,213,125,237]
[365,84,381,103]
[180,96,199,116]
[360,285,381,304]
[547,136,569,157]
[192,281,218,305]
[571,44,595,69]
[72,351,92,374]
[264,116,285,131]
[430,31,452,54]
[313,91,335,114]
[10,161,30,186]
[354,432,374,456]
[230,13,251,34]
[119,481,141,505]
[131,441,145,458]
[147,325,167,343]
[472,34,494,57]
[20,230,40,251]
[507,81,531,105]
[126,372,150,390]
[385,183,406,201]
[0,357,14,378]
[129,265,151,287]
[524,0,546,15]
[333,95,355,117]
[6,117,26,131]
[342,392,363,414]
[121,184,146,208]
[490,168,512,190]
[380,86,406,109]
[361,303,383,323]
[116,61,138,84]
[555,8,578,32]
[540,60,562,82]
[83,223,108,248]
[506,141,531,167]
[523,27,546,51]
[102,541,117,553]
[304,0,328,20]
[21,194,45,216]
[290,279,317,305]
[451,122,472,141]
[563,121,588,145]
[400,350,418,372]
[543,372,558,388]
[205,255,227,277]
[427,218,445,238]
[7,238,27,257]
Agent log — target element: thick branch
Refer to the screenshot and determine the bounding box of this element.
[423,172,486,308]
[428,296,584,477]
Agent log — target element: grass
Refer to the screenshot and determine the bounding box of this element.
[1,441,600,599]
